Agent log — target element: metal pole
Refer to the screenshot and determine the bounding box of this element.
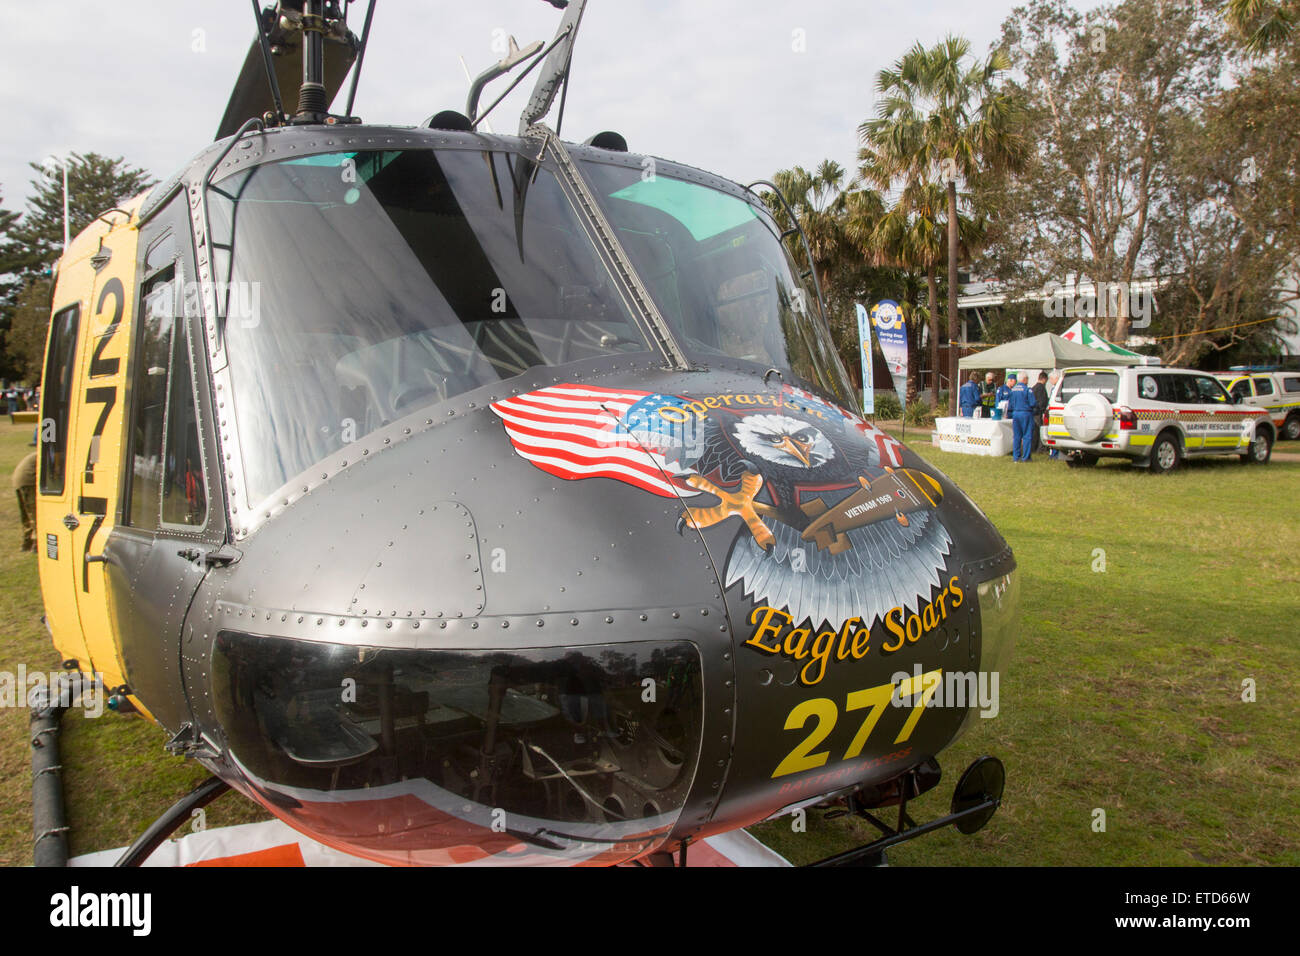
[297,0,327,120]
[343,0,377,119]
[61,163,69,253]
[30,674,84,867]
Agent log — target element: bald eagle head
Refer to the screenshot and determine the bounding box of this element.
[732,415,835,469]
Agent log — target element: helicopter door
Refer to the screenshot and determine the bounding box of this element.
[56,218,144,694]
[35,302,93,671]
[96,241,222,731]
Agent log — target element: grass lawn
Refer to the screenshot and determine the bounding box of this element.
[752,428,1300,865]
[1,419,1296,866]
[0,422,267,867]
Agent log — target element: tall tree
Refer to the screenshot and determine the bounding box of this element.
[761,165,892,374]
[1145,43,1300,366]
[0,152,154,379]
[978,0,1228,345]
[860,36,1027,413]
[857,175,984,403]
[5,277,53,383]
[769,161,852,280]
[6,152,154,291]
[0,189,22,317]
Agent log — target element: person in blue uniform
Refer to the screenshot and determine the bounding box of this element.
[959,373,981,417]
[993,374,1014,420]
[1008,375,1036,461]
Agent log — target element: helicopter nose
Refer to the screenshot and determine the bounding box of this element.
[198,403,732,865]
[667,394,1018,831]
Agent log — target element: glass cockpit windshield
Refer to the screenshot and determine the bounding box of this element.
[577,160,857,410]
[206,145,857,513]
[207,149,650,506]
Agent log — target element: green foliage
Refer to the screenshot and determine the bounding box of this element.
[0,152,155,380]
[904,397,934,426]
[0,190,20,310]
[858,33,1025,397]
[760,165,895,372]
[1225,0,1297,53]
[5,278,52,383]
[872,391,902,420]
[6,152,154,287]
[972,0,1299,364]
[1145,42,1300,366]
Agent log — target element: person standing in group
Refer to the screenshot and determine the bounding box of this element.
[1009,375,1036,462]
[959,372,981,417]
[1044,371,1061,459]
[13,451,37,551]
[994,373,1014,420]
[1031,372,1051,455]
[980,371,997,415]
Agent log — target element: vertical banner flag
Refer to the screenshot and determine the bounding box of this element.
[855,303,874,415]
[871,299,908,409]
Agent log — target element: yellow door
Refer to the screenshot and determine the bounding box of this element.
[67,223,140,694]
[35,298,91,671]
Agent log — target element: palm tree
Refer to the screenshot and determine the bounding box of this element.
[851,178,983,403]
[867,179,944,401]
[1225,0,1296,53]
[859,35,1026,413]
[762,164,890,374]
[766,160,852,280]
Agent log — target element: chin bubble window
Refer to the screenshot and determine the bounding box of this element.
[212,633,704,865]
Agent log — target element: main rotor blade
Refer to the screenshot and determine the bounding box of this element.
[217,2,358,140]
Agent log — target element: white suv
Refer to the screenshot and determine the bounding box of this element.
[1214,371,1300,441]
[1044,366,1275,472]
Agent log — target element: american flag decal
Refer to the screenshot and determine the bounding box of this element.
[490,384,695,499]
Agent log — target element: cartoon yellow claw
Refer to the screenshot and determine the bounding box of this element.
[679,472,776,550]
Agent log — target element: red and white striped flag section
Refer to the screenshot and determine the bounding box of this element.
[489,384,695,499]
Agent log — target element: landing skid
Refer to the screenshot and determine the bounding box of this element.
[806,755,1006,867]
[114,776,231,868]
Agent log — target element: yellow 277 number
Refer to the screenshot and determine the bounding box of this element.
[771,669,943,778]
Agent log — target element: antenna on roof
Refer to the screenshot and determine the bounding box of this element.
[343,0,378,120]
[465,36,545,128]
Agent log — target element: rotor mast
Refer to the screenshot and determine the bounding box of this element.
[296,0,328,121]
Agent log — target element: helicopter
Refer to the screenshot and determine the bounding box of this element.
[33,0,1017,867]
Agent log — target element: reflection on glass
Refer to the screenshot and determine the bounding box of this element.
[212,634,703,865]
[579,161,857,410]
[161,316,205,527]
[129,270,176,530]
[39,306,79,496]
[208,150,650,506]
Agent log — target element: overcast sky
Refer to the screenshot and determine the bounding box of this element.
[0,0,1109,213]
